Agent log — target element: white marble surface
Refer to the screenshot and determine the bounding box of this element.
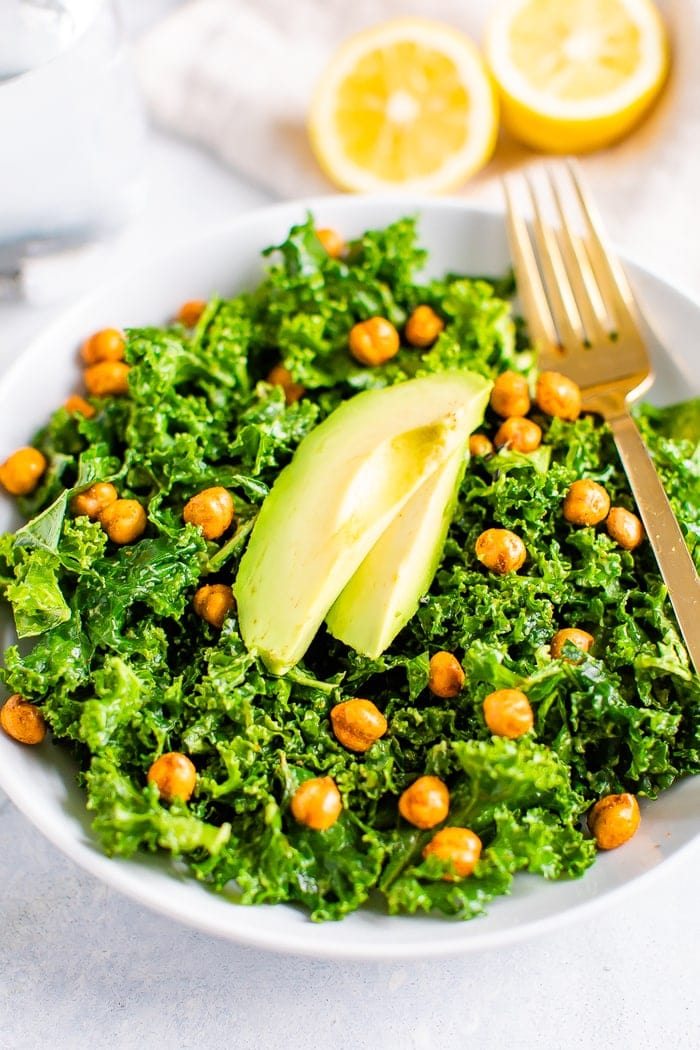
[2,4,700,1046]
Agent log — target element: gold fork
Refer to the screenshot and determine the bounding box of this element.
[503,160,700,677]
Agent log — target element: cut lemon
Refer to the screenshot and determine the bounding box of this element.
[308,18,499,193]
[484,0,670,153]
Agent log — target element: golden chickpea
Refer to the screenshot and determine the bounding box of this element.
[399,775,450,830]
[606,506,644,550]
[422,826,482,880]
[428,651,465,699]
[290,776,342,830]
[316,227,345,258]
[176,299,207,327]
[99,498,147,545]
[0,447,47,496]
[183,486,235,541]
[80,327,126,365]
[563,479,610,526]
[64,394,96,419]
[551,627,594,660]
[404,305,445,348]
[535,370,582,421]
[0,693,46,745]
[494,416,542,453]
[71,481,118,520]
[348,317,400,367]
[330,698,387,753]
[193,583,236,628]
[588,792,641,850]
[147,751,197,802]
[267,363,305,404]
[469,433,493,458]
[483,688,534,739]
[84,360,131,397]
[490,371,531,418]
[475,528,527,574]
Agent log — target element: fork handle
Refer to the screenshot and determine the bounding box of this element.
[607,409,700,676]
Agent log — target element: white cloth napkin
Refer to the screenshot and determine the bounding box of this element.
[136,0,700,296]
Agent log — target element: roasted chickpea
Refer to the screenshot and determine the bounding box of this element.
[80,327,125,365]
[535,370,582,421]
[330,698,387,753]
[469,433,493,458]
[422,826,482,880]
[490,371,531,418]
[183,486,234,540]
[0,447,47,496]
[348,317,400,366]
[84,360,131,397]
[193,583,236,628]
[588,792,641,850]
[0,693,46,745]
[563,479,610,526]
[147,751,197,802]
[475,528,527,574]
[405,305,445,348]
[606,506,644,550]
[267,363,305,404]
[399,775,450,830]
[316,227,345,258]
[428,651,465,699]
[483,688,534,739]
[64,394,95,419]
[494,416,542,453]
[290,776,342,830]
[99,498,147,545]
[551,627,594,660]
[71,481,118,520]
[176,299,207,327]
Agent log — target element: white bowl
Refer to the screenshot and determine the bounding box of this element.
[1,195,699,960]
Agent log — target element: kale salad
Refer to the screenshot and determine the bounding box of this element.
[1,215,699,922]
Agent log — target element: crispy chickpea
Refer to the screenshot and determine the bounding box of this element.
[176,299,207,327]
[563,479,610,526]
[348,316,400,366]
[551,627,594,660]
[99,498,147,545]
[588,792,641,850]
[404,305,445,348]
[267,363,305,404]
[71,481,118,520]
[483,688,534,739]
[0,693,46,745]
[193,583,236,628]
[422,826,482,880]
[0,447,47,496]
[490,371,531,418]
[428,651,465,699]
[330,698,387,753]
[84,360,131,397]
[606,506,644,550]
[316,227,345,258]
[494,416,542,453]
[147,751,197,802]
[80,327,125,365]
[469,433,493,458]
[64,394,96,419]
[475,528,527,574]
[290,776,342,830]
[399,775,450,830]
[535,370,582,421]
[183,486,235,540]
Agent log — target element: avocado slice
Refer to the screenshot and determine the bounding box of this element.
[325,441,469,658]
[234,372,491,674]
